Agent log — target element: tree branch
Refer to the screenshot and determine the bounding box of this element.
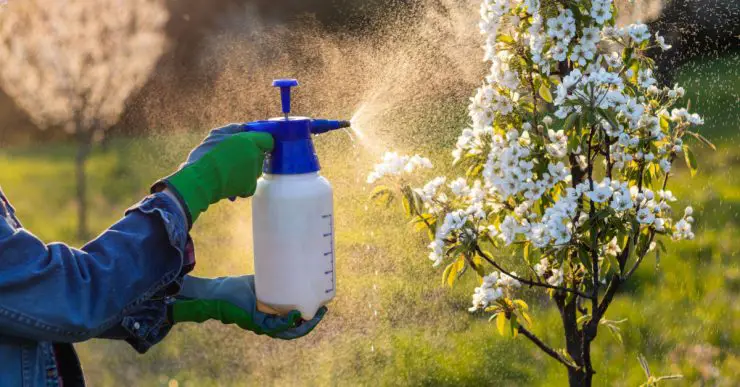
[624,234,653,281]
[475,246,591,299]
[585,125,601,318]
[518,325,576,370]
[595,275,621,318]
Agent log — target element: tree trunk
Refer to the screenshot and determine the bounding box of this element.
[75,130,92,240]
[556,294,594,387]
[567,368,592,387]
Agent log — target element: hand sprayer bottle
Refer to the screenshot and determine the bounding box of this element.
[244,79,349,320]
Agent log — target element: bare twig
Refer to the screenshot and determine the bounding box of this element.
[518,325,577,370]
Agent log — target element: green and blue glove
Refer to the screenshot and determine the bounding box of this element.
[156,124,273,225]
[171,275,327,340]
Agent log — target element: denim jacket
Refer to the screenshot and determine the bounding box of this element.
[0,186,194,386]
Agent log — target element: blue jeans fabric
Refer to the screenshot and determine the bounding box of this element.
[0,186,192,386]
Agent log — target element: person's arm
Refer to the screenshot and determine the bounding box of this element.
[94,233,195,354]
[0,125,271,346]
[0,191,189,343]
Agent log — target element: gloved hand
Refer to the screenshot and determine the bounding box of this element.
[158,124,273,225]
[171,275,327,340]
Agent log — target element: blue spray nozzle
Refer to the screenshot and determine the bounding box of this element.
[272,78,299,115]
[310,119,352,134]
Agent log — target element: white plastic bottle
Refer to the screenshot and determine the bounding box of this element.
[252,172,336,320]
[246,78,347,320]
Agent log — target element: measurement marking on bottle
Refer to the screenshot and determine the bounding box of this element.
[323,213,335,294]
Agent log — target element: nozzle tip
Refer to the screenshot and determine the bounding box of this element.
[338,120,352,129]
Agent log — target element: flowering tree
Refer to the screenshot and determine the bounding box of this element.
[367,0,712,385]
[0,0,168,238]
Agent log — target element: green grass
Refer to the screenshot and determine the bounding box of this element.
[1,54,738,386]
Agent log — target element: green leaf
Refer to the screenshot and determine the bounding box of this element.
[471,254,486,278]
[601,319,625,345]
[411,214,436,236]
[656,239,667,253]
[513,299,529,311]
[659,115,670,131]
[498,34,515,45]
[609,327,623,345]
[467,162,484,178]
[520,101,535,113]
[510,315,519,338]
[629,62,639,84]
[598,108,620,135]
[685,131,717,151]
[402,195,412,216]
[578,244,592,269]
[624,234,636,275]
[411,190,425,215]
[683,145,698,176]
[638,354,652,378]
[401,187,416,216]
[520,311,533,327]
[623,47,634,63]
[563,112,580,132]
[607,253,620,276]
[576,314,592,329]
[539,83,553,103]
[448,257,466,287]
[441,262,454,287]
[496,313,507,336]
[442,256,466,288]
[654,375,684,382]
[557,349,579,368]
[370,185,394,207]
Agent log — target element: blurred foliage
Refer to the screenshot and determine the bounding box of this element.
[0,54,738,387]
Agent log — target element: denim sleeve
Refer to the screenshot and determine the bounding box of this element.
[96,240,196,353]
[95,297,174,354]
[0,192,190,343]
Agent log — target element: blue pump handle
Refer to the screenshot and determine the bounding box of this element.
[272,79,299,115]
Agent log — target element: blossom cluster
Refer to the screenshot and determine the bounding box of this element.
[469,271,522,311]
[366,152,432,184]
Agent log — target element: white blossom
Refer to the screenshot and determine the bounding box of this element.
[655,32,672,51]
[590,0,613,25]
[547,268,564,286]
[497,272,522,289]
[367,152,433,183]
[627,24,651,43]
[637,207,656,225]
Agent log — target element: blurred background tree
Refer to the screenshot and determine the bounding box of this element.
[0,0,169,239]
